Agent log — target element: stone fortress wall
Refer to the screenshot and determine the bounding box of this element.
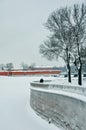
[30,81,86,130]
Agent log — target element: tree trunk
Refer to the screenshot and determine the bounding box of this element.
[78,65,82,85]
[67,63,71,83]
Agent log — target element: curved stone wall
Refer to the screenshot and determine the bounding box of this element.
[30,81,86,96]
[30,82,86,130]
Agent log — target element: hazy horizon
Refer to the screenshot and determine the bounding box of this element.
[0,0,85,68]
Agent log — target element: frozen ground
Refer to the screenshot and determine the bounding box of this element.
[60,77,86,86]
[0,76,61,130]
[46,76,86,87]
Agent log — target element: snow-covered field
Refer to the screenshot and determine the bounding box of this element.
[0,76,61,130]
[53,77,86,87]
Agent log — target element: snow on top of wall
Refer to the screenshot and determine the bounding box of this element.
[30,76,86,102]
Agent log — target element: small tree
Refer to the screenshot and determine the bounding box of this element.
[21,62,29,70]
[28,63,36,70]
[0,64,5,70]
[6,63,14,71]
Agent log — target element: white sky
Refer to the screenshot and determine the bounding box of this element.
[0,0,85,67]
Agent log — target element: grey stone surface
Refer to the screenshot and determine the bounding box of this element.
[30,86,86,130]
[30,81,86,96]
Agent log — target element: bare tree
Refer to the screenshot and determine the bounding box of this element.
[0,64,5,70]
[71,4,86,85]
[40,3,86,85]
[28,63,36,70]
[6,63,14,71]
[40,7,74,82]
[21,62,29,70]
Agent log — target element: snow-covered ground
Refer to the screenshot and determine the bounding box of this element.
[0,76,61,130]
[42,76,86,87]
[53,77,86,87]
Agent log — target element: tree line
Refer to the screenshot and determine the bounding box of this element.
[0,62,36,71]
[40,3,86,85]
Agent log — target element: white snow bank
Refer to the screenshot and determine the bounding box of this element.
[40,77,86,87]
[0,76,60,130]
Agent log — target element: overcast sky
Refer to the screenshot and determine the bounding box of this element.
[0,0,85,67]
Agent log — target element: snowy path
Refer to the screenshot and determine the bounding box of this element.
[0,76,60,130]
